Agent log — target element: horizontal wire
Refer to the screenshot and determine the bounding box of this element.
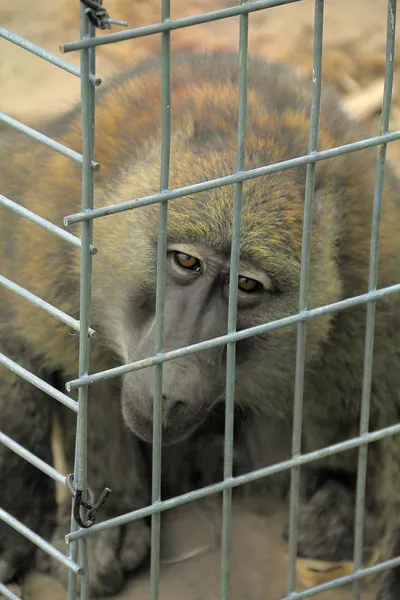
[0,583,23,600]
[0,352,78,412]
[60,0,301,52]
[66,282,400,390]
[0,432,66,485]
[0,275,96,337]
[279,555,400,599]
[0,26,100,85]
[0,508,82,574]
[0,113,99,171]
[0,193,97,254]
[66,419,400,543]
[64,129,400,225]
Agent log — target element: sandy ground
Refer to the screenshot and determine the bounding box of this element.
[7,498,378,600]
[1,0,399,598]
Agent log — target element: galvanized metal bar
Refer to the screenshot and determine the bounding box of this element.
[0,193,96,254]
[0,508,82,574]
[67,519,79,600]
[0,114,99,171]
[220,5,249,599]
[67,6,97,600]
[75,0,96,513]
[65,282,400,391]
[60,0,301,53]
[352,2,397,598]
[0,26,100,85]
[66,422,400,543]
[79,536,90,600]
[0,583,23,600]
[0,274,96,337]
[287,0,324,594]
[63,129,400,226]
[150,2,171,597]
[0,352,78,412]
[280,555,400,599]
[0,431,65,485]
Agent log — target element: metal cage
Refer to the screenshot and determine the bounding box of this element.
[0,1,399,599]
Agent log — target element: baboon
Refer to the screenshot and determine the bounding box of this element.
[1,51,399,598]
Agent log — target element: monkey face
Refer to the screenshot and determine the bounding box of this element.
[91,86,344,445]
[121,241,282,445]
[119,214,339,445]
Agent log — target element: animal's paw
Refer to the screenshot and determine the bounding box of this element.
[86,518,151,597]
[283,479,381,564]
[296,480,356,562]
[37,507,150,597]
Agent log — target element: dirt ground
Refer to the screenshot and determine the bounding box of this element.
[1,0,399,599]
[14,498,378,600]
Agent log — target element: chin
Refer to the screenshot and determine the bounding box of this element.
[122,404,210,446]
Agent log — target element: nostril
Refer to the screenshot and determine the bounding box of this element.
[170,400,187,420]
[163,399,188,422]
[174,400,186,411]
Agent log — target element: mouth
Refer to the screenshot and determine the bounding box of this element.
[123,405,211,446]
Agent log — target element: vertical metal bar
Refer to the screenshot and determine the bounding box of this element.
[150,1,171,598]
[67,5,96,600]
[79,535,90,600]
[67,502,79,599]
[287,0,324,594]
[352,2,397,598]
[220,5,249,599]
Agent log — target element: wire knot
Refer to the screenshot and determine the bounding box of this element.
[66,473,111,529]
[80,0,128,30]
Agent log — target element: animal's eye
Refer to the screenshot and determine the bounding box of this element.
[173,251,202,272]
[238,275,262,293]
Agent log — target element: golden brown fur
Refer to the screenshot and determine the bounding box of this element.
[1,52,400,598]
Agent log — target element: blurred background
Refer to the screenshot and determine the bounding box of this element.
[0,1,397,599]
[2,0,399,145]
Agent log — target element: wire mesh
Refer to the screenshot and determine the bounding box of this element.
[0,1,399,599]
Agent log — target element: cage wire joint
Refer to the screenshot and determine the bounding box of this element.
[66,473,112,529]
[80,0,128,30]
